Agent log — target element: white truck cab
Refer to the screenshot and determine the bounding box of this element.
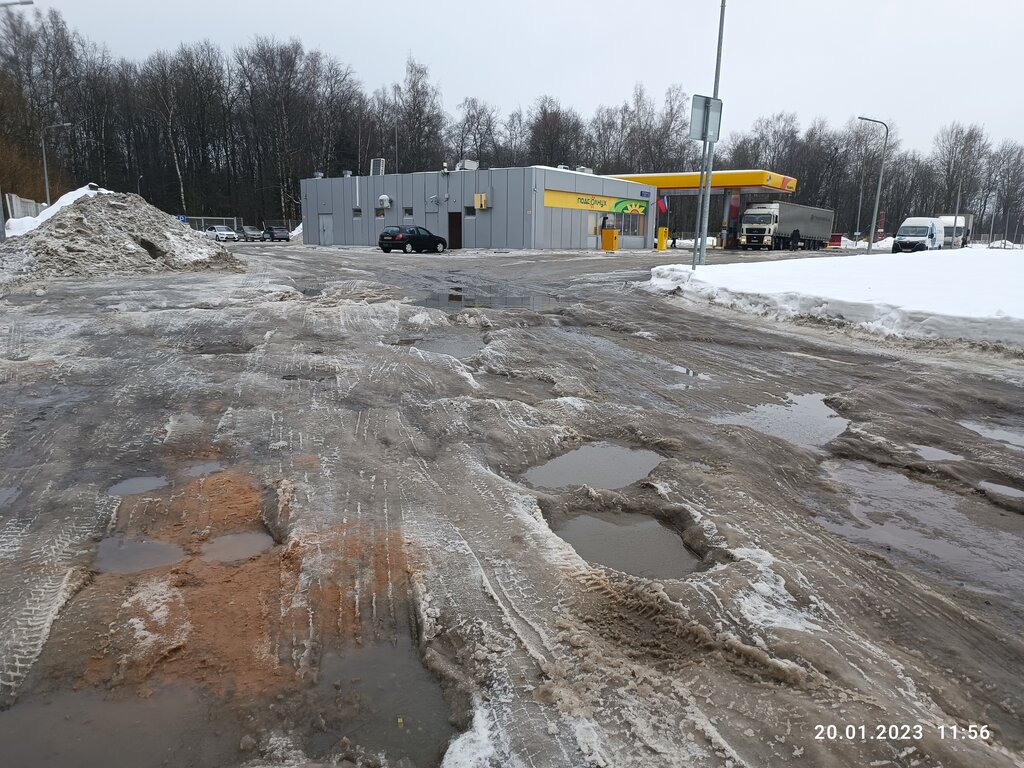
[892,217,944,253]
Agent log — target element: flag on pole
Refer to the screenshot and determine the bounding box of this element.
[656,196,669,214]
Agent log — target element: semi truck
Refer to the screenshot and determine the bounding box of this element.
[938,214,973,248]
[738,201,835,251]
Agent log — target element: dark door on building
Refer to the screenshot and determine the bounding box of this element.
[447,212,462,249]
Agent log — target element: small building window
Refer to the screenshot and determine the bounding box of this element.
[375,208,386,219]
[403,207,414,217]
[620,213,646,237]
[352,207,362,218]
[464,206,476,218]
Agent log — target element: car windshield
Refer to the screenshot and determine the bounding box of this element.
[897,226,929,237]
[214,226,229,231]
[742,214,772,225]
[382,227,399,234]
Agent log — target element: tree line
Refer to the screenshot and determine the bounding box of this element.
[2,7,1022,240]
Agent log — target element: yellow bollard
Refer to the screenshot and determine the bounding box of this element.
[657,226,668,251]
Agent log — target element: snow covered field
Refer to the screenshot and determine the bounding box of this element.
[648,249,1024,347]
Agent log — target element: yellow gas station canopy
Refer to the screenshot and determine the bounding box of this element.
[614,169,797,196]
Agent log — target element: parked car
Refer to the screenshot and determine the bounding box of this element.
[379,225,447,253]
[238,225,263,241]
[263,226,290,242]
[205,225,239,242]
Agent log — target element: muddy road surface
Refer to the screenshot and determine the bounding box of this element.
[1,244,1022,767]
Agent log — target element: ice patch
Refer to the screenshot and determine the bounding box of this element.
[441,701,498,767]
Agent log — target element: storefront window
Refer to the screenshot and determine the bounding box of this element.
[620,213,645,237]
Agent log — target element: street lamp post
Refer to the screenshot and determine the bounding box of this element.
[857,116,889,254]
[41,122,72,207]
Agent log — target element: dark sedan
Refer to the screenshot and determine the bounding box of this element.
[238,225,263,241]
[379,225,447,253]
[263,226,290,242]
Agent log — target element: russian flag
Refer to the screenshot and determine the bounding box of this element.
[656,196,669,214]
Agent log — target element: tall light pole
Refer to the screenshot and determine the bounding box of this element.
[857,116,889,254]
[41,122,72,206]
[695,0,727,267]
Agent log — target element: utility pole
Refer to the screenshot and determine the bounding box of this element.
[696,0,727,267]
[857,116,889,254]
[951,176,962,248]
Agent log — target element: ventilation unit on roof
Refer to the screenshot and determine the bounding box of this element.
[575,166,594,174]
[556,164,570,170]
[455,159,479,171]
[369,158,386,176]
[342,170,352,177]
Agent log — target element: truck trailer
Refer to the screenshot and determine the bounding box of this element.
[938,214,973,248]
[738,201,835,251]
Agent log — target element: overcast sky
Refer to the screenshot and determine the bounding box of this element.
[30,0,1023,154]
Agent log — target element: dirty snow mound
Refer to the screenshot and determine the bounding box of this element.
[0,191,240,286]
[290,223,303,244]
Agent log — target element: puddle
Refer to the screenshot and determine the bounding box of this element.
[667,364,712,390]
[960,419,1024,452]
[95,535,185,573]
[521,442,664,490]
[201,531,275,563]
[979,481,1024,500]
[554,512,700,579]
[184,460,225,478]
[0,684,241,768]
[819,461,1024,602]
[714,393,849,451]
[909,444,964,462]
[414,288,558,312]
[311,635,456,765]
[412,337,486,359]
[107,475,169,496]
[0,487,20,508]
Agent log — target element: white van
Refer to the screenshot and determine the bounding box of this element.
[892,217,944,253]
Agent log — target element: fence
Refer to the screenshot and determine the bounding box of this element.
[184,216,240,232]
[4,192,45,220]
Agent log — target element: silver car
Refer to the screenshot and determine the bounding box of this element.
[205,225,239,242]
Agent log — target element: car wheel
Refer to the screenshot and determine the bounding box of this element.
[435,241,446,253]
[403,242,413,254]
[381,247,391,253]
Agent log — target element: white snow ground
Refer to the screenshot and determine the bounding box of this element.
[647,249,1024,347]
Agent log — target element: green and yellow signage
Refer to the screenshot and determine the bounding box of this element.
[544,189,648,214]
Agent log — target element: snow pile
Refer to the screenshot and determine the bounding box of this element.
[647,249,1024,346]
[290,222,303,244]
[0,187,240,287]
[3,184,111,237]
[989,239,1022,249]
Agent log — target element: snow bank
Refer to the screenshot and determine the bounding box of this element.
[988,239,1022,249]
[289,222,303,245]
[4,184,112,237]
[647,249,1024,347]
[0,187,240,287]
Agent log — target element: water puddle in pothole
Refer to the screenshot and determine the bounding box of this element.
[909,444,964,462]
[0,487,20,507]
[184,460,225,477]
[95,535,185,573]
[0,684,241,768]
[819,461,1024,601]
[200,531,275,563]
[414,288,558,312]
[522,442,664,490]
[107,475,169,496]
[310,635,456,765]
[960,419,1024,452]
[554,511,700,579]
[714,393,849,451]
[979,481,1024,500]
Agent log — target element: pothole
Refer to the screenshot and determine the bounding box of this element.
[95,535,186,573]
[713,392,849,451]
[0,487,20,508]
[184,460,225,478]
[960,419,1024,452]
[909,444,964,462]
[979,481,1024,500]
[521,442,664,490]
[414,287,558,312]
[553,511,700,579]
[0,684,241,768]
[309,634,457,765]
[106,475,169,496]
[818,461,1024,602]
[200,532,275,563]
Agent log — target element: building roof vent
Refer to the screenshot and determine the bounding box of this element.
[455,159,479,171]
[342,170,352,177]
[369,158,386,176]
[575,166,594,174]
[556,164,570,170]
